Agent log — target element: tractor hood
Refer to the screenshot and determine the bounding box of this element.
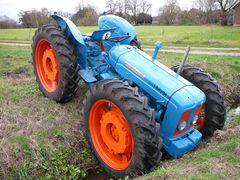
[108,45,206,158]
[108,45,194,106]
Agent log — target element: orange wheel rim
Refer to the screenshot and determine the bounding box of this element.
[35,39,59,92]
[89,99,134,170]
[195,104,206,130]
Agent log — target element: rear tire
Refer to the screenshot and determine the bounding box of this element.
[171,65,226,139]
[82,79,162,178]
[32,24,80,103]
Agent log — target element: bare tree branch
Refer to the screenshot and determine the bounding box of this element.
[216,0,239,25]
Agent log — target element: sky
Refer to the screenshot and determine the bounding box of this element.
[0,0,195,22]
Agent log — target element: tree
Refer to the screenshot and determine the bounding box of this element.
[140,0,152,14]
[18,10,33,27]
[129,0,140,24]
[123,0,131,15]
[38,8,51,26]
[105,0,152,24]
[195,0,218,24]
[179,10,193,25]
[137,13,152,24]
[18,8,51,28]
[0,15,18,29]
[71,5,98,26]
[106,0,131,15]
[139,0,152,24]
[106,0,117,14]
[216,0,239,25]
[196,0,217,11]
[158,0,181,25]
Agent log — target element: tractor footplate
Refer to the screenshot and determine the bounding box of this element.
[79,69,97,83]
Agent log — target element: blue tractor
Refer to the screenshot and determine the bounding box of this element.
[32,14,226,178]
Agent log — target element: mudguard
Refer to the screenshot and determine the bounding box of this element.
[51,14,87,68]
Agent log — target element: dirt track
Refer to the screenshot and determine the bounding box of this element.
[1,40,240,56]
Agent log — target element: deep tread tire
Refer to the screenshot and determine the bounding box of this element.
[172,65,226,138]
[82,79,162,178]
[32,24,80,103]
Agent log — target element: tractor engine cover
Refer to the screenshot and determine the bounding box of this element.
[108,45,206,157]
[108,45,197,104]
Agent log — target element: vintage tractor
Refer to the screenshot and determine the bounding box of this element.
[32,14,226,178]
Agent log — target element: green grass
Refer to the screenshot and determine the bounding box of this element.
[0,25,240,47]
[0,43,239,179]
[12,142,88,179]
[0,44,97,179]
[0,27,97,41]
[136,25,240,47]
[0,45,32,75]
[143,115,240,180]
[0,45,38,102]
[153,51,240,108]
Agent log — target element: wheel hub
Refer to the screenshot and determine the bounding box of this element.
[35,39,59,92]
[42,48,58,81]
[89,100,134,170]
[100,109,130,154]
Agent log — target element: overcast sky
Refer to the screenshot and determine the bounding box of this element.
[0,0,195,21]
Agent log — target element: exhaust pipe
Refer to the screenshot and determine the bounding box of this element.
[177,46,191,74]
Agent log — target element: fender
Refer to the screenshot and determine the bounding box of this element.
[51,14,87,68]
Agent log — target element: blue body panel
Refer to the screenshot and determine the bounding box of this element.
[162,85,205,157]
[161,85,205,140]
[107,45,206,156]
[165,130,202,158]
[108,46,193,105]
[51,14,207,158]
[90,28,116,41]
[98,15,136,52]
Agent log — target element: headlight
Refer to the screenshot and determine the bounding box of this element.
[192,115,199,125]
[177,121,187,131]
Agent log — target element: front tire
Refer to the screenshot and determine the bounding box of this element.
[32,24,80,103]
[82,79,162,178]
[172,65,226,138]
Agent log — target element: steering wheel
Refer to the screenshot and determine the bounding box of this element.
[105,35,131,42]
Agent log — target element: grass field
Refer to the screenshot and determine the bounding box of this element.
[143,117,240,180]
[0,24,240,179]
[0,25,240,48]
